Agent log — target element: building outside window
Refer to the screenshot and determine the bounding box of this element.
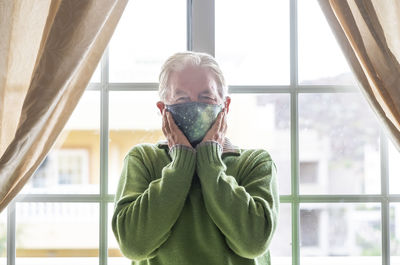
[299,161,319,184]
[56,149,89,186]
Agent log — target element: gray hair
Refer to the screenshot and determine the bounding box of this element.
[158,51,228,101]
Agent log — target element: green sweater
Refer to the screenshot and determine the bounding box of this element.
[112,141,279,265]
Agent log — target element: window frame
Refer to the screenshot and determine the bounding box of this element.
[4,1,398,265]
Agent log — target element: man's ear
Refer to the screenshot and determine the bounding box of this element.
[224,96,231,114]
[156,101,165,114]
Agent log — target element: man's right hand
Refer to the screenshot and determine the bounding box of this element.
[162,109,192,149]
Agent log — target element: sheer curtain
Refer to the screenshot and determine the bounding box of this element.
[318,0,400,152]
[0,0,128,212]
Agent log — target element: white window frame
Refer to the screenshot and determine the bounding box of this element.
[5,1,398,265]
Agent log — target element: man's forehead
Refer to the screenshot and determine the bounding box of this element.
[173,88,215,95]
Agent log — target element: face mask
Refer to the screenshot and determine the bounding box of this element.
[165,102,223,146]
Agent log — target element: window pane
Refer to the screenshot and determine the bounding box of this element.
[270,203,291,265]
[391,203,400,265]
[0,210,6,265]
[21,91,100,194]
[215,0,290,85]
[298,0,356,85]
[227,94,291,195]
[299,93,381,194]
[15,203,99,265]
[109,0,186,82]
[300,203,381,265]
[108,91,163,194]
[90,62,101,83]
[389,139,400,194]
[108,204,130,265]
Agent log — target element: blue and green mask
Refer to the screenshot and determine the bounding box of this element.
[165,102,223,146]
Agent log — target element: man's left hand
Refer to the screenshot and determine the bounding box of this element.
[200,109,227,146]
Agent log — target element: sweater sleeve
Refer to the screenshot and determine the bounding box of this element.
[196,141,279,259]
[112,145,196,261]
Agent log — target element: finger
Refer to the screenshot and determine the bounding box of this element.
[161,120,167,136]
[165,112,191,147]
[216,111,225,131]
[163,110,171,135]
[161,110,166,135]
[166,112,177,137]
[222,123,227,138]
[208,111,223,136]
[166,112,175,128]
[219,113,227,139]
[167,111,181,132]
[221,112,228,134]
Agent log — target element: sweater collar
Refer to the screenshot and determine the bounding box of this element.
[156,137,241,156]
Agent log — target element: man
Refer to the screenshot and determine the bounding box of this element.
[112,51,279,265]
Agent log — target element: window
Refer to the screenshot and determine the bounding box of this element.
[30,149,90,189]
[3,0,400,265]
[300,209,320,247]
[299,161,318,184]
[0,210,6,264]
[57,149,89,185]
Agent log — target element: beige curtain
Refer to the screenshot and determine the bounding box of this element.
[317,0,400,152]
[0,0,128,212]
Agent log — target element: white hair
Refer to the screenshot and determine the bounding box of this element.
[158,51,228,101]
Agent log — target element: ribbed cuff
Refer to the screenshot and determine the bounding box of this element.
[169,144,196,172]
[196,141,224,166]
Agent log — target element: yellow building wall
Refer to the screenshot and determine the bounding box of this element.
[58,129,164,185]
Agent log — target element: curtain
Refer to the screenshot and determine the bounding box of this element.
[318,0,400,152]
[0,0,128,213]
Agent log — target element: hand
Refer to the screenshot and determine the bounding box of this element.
[200,108,227,146]
[161,109,192,149]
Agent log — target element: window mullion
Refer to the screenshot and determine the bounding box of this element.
[290,0,299,89]
[190,0,214,55]
[380,130,390,265]
[291,91,300,265]
[100,46,110,265]
[290,0,300,265]
[7,202,15,265]
[187,0,193,51]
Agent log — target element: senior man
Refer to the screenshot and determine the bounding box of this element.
[112,51,279,265]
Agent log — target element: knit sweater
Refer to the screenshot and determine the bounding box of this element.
[112,140,279,265]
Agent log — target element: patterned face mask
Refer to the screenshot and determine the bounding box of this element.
[165,102,223,146]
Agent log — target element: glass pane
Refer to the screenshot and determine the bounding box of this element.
[298,0,356,85]
[299,93,381,194]
[108,204,131,265]
[391,203,400,265]
[21,91,100,194]
[108,91,163,194]
[0,210,6,265]
[227,94,291,195]
[109,0,186,82]
[216,0,290,85]
[90,61,101,83]
[300,203,381,265]
[15,203,99,265]
[270,203,291,265]
[389,138,400,194]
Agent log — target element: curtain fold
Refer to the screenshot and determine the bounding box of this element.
[0,0,128,212]
[317,0,400,152]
